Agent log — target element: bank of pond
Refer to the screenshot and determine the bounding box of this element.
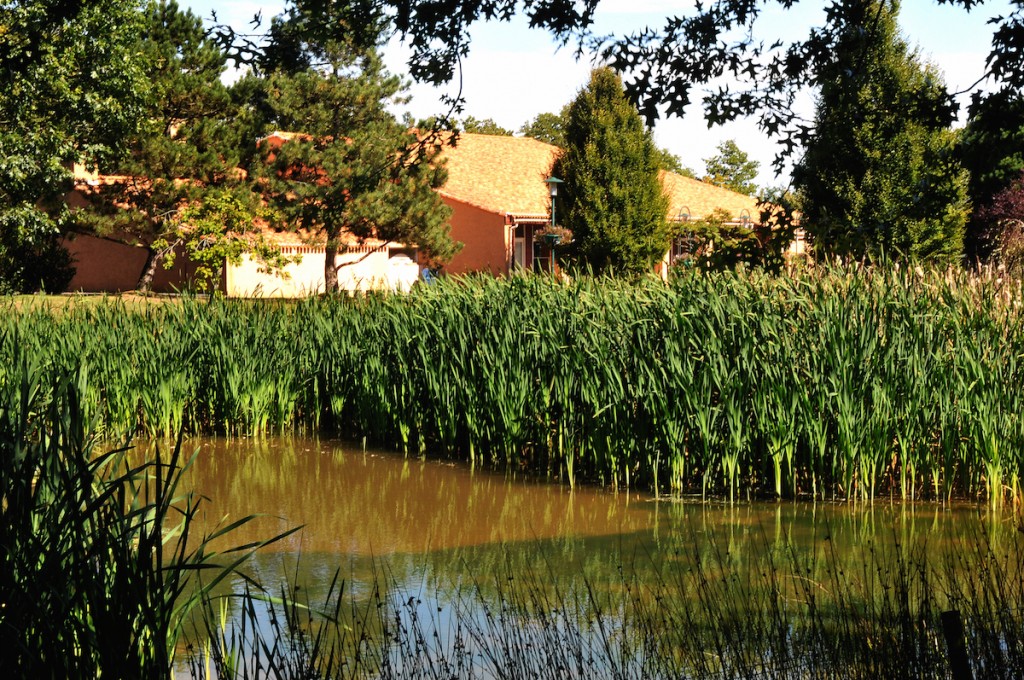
[6,266,1024,504]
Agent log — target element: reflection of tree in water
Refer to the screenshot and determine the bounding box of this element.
[182,528,1024,678]
[171,438,1024,677]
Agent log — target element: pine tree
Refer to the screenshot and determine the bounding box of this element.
[792,0,969,264]
[555,67,670,276]
[255,6,455,293]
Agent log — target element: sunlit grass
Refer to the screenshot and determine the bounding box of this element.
[4,265,1024,502]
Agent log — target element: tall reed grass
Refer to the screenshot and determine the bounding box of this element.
[4,265,1024,502]
[0,357,295,678]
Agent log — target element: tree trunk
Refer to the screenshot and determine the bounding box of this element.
[137,249,159,294]
[324,243,339,294]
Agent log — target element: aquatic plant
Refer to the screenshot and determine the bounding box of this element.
[0,356,295,678]
[3,265,1024,502]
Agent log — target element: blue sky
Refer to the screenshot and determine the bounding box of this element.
[185,0,1010,187]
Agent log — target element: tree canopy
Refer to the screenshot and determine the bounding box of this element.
[461,116,513,135]
[792,0,969,264]
[373,0,1022,177]
[519,108,569,146]
[252,5,456,292]
[76,0,258,292]
[703,140,759,196]
[521,104,694,175]
[0,0,147,292]
[975,170,1024,270]
[959,89,1024,257]
[554,67,670,276]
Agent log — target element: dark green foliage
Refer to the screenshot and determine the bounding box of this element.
[75,0,252,292]
[792,0,969,265]
[654,147,697,177]
[377,0,1023,185]
[555,68,670,276]
[0,0,147,292]
[677,208,761,271]
[519,107,569,146]
[703,139,759,195]
[975,171,1024,272]
[961,90,1024,208]
[959,90,1024,258]
[0,217,75,294]
[0,357,293,677]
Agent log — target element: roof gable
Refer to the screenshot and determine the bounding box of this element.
[438,133,559,216]
[660,171,760,223]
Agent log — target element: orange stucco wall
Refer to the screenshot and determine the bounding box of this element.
[62,233,149,292]
[442,197,510,275]
[149,243,208,294]
[62,235,219,294]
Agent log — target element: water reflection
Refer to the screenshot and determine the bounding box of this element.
[177,437,653,557]
[157,438,1022,676]
[155,436,1019,600]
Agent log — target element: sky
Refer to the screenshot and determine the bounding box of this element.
[185,0,1011,188]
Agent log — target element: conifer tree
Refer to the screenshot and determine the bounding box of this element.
[554,67,670,276]
[254,3,456,293]
[792,0,969,264]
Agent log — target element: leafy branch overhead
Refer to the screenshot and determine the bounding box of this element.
[380,0,1024,171]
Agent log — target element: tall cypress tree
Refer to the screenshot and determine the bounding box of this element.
[555,67,670,276]
[793,0,969,265]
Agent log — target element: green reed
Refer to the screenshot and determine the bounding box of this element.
[0,353,296,678]
[4,265,1024,502]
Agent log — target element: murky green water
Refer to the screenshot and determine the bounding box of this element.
[169,437,1018,595]
[151,436,1024,680]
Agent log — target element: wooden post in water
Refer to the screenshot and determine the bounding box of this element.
[941,609,973,680]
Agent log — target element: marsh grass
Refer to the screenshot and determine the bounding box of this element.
[4,265,1024,502]
[0,360,296,678]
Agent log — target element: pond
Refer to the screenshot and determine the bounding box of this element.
[168,437,1023,677]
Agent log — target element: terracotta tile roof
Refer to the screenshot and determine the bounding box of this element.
[439,133,761,222]
[438,133,559,216]
[660,171,760,222]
